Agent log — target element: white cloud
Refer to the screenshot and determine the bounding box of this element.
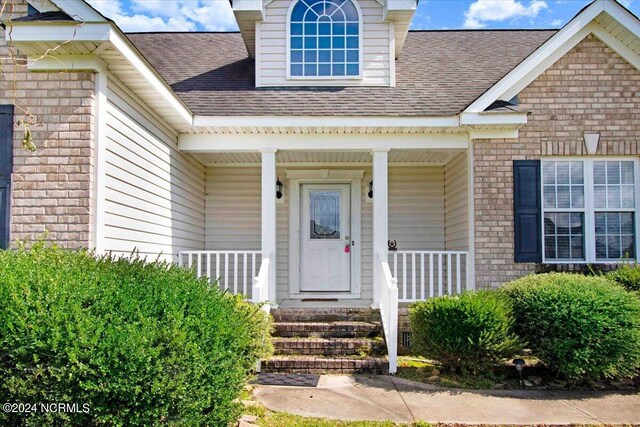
[619,0,633,7]
[550,18,563,26]
[463,0,548,29]
[87,0,238,32]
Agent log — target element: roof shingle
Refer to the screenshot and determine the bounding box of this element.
[126,30,557,117]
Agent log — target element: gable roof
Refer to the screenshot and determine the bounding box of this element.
[126,29,556,117]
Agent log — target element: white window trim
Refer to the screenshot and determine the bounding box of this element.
[541,157,640,264]
[285,0,364,81]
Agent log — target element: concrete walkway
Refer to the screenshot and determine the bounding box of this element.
[253,375,640,424]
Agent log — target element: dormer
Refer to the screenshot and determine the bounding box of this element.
[232,0,417,87]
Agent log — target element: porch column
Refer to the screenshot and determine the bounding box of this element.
[372,148,389,307]
[261,149,277,303]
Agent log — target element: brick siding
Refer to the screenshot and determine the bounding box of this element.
[0,0,95,249]
[474,34,640,288]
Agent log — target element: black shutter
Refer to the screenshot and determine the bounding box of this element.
[0,105,14,249]
[513,160,542,263]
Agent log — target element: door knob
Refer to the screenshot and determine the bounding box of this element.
[345,235,350,240]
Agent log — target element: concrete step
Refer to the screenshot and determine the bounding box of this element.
[273,337,386,356]
[273,321,382,338]
[261,355,389,374]
[271,308,381,324]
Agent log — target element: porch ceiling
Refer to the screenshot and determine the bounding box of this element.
[194,150,461,166]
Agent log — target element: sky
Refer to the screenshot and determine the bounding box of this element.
[85,0,640,33]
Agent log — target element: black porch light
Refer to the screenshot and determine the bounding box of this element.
[368,181,373,199]
[276,177,284,199]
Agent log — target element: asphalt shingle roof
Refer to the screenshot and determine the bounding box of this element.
[126,30,557,117]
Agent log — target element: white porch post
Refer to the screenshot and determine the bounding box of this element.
[372,148,389,307]
[261,149,277,304]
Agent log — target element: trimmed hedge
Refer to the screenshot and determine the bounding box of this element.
[606,264,640,293]
[505,273,640,380]
[409,291,522,374]
[0,242,272,426]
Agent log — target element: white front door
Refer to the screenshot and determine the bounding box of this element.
[300,184,351,292]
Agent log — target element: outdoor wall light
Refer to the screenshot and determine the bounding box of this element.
[368,181,373,199]
[583,132,600,155]
[512,358,525,388]
[276,178,284,199]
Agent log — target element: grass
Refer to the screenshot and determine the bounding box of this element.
[242,403,427,426]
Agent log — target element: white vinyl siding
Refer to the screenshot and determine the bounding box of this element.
[444,152,469,251]
[204,165,446,304]
[103,79,205,262]
[259,0,391,87]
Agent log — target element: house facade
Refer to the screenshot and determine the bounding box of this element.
[1,0,639,373]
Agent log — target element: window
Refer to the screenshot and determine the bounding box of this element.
[542,159,638,262]
[289,0,360,78]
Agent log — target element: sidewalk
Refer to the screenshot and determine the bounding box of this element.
[253,375,640,425]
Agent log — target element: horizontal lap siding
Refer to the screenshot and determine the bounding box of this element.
[103,80,205,262]
[260,0,391,87]
[389,167,445,251]
[205,167,261,250]
[444,152,469,251]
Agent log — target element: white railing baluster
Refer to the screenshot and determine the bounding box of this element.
[447,253,452,295]
[188,253,193,269]
[438,253,443,297]
[429,253,434,298]
[393,252,398,279]
[224,254,229,291]
[456,254,461,294]
[402,253,407,301]
[420,253,425,300]
[216,253,220,288]
[234,253,239,294]
[411,253,416,301]
[207,253,212,282]
[243,254,248,295]
[197,253,202,278]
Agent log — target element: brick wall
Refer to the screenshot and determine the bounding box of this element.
[474,34,640,288]
[0,0,95,249]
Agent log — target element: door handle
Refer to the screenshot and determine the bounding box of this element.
[345,235,350,240]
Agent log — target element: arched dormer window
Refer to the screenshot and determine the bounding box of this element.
[288,0,361,78]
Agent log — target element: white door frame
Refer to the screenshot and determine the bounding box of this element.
[287,169,363,299]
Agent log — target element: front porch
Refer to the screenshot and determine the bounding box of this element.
[178,148,475,307]
[176,145,476,374]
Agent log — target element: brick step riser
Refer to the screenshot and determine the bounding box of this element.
[273,322,383,339]
[261,360,388,375]
[270,309,381,324]
[273,341,386,356]
[273,330,382,339]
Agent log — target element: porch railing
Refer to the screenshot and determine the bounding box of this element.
[252,258,270,307]
[378,255,398,374]
[178,250,261,298]
[390,250,470,302]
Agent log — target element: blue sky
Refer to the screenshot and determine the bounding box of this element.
[86,0,639,32]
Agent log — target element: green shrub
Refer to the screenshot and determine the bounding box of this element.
[409,291,522,374]
[505,273,640,380]
[0,242,272,427]
[606,263,640,293]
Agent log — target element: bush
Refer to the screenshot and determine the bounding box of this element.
[606,263,640,293]
[505,273,640,380]
[409,291,522,374]
[0,242,272,427]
